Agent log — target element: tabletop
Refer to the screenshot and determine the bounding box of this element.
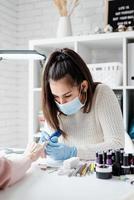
[0,163,134,200]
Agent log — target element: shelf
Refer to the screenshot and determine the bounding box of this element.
[78,38,122,50]
[126,86,134,90]
[29,31,134,48]
[30,40,75,56]
[112,86,123,90]
[32,87,123,91]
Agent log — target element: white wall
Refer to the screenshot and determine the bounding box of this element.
[17,0,104,47]
[0,0,105,148]
[0,0,20,147]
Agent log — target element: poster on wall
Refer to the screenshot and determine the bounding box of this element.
[105,0,134,31]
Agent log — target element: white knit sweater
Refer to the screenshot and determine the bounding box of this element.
[44,84,125,160]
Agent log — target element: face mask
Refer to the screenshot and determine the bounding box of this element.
[55,96,85,115]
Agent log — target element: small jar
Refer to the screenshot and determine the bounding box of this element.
[96,165,112,179]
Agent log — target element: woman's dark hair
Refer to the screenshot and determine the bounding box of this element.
[42,48,98,137]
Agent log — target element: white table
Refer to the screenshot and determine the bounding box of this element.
[0,164,134,200]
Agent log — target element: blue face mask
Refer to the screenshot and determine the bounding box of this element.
[55,96,85,115]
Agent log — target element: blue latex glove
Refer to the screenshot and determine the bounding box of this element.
[39,131,50,143]
[39,130,61,143]
[46,136,77,160]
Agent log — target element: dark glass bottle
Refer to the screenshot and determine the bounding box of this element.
[103,151,107,165]
[131,154,134,174]
[106,152,112,166]
[111,150,115,164]
[128,153,133,165]
[97,153,103,166]
[96,152,99,163]
[120,149,124,166]
[121,154,131,175]
[112,150,121,176]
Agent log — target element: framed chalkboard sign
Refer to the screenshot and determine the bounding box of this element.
[105,0,134,31]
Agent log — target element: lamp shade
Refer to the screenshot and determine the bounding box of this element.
[0,50,45,60]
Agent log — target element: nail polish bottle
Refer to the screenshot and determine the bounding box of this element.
[128,153,133,165]
[103,151,107,165]
[96,152,99,163]
[120,149,124,166]
[112,150,121,176]
[130,154,134,174]
[121,154,131,175]
[111,150,115,164]
[106,152,112,166]
[96,153,103,166]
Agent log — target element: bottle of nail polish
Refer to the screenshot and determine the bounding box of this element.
[112,150,121,176]
[120,149,124,166]
[128,153,133,165]
[97,153,103,167]
[103,151,107,165]
[96,152,99,163]
[106,152,112,166]
[111,150,115,164]
[121,154,131,175]
[130,154,134,174]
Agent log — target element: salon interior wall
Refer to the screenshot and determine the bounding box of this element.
[0,0,105,148]
[0,0,19,147]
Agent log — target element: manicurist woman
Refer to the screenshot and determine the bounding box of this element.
[41,48,125,160]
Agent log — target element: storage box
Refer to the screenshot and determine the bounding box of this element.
[87,62,123,87]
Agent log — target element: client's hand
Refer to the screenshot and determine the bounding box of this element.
[24,142,46,161]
